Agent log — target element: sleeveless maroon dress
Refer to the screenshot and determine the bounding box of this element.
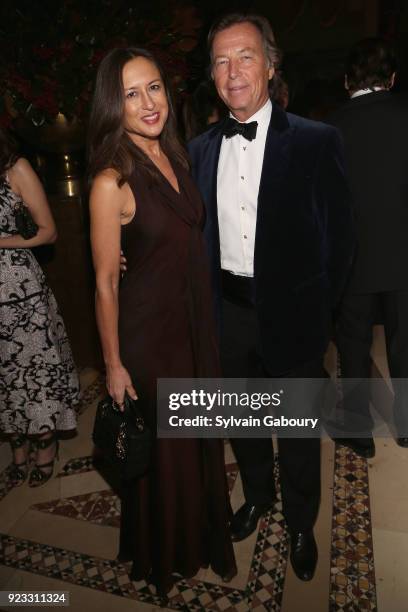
[117,159,236,594]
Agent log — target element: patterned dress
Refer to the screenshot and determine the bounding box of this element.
[0,175,80,435]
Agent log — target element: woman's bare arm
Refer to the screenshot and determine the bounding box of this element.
[0,158,57,248]
[90,170,137,405]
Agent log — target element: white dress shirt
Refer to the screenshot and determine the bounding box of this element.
[217,99,272,277]
[350,86,383,99]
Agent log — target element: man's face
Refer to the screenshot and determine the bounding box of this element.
[211,22,274,122]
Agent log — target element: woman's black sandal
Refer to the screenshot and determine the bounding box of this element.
[9,434,29,486]
[28,433,59,488]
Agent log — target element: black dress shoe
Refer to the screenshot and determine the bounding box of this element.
[397,437,408,448]
[289,530,318,581]
[335,437,375,459]
[230,500,276,542]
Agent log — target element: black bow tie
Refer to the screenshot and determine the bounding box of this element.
[222,117,258,141]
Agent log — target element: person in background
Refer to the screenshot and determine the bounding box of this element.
[271,71,290,109]
[329,38,408,456]
[182,79,226,140]
[88,47,236,596]
[0,128,79,488]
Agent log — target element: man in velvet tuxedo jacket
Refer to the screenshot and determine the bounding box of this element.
[188,13,354,581]
[329,38,408,456]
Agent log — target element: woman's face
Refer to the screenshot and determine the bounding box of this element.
[122,56,169,142]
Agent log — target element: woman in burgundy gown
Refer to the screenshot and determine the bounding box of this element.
[88,47,236,595]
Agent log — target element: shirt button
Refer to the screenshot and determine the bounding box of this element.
[243,235,247,239]
[243,146,247,151]
[240,176,244,180]
[241,205,245,211]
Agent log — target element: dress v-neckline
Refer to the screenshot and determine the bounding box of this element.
[151,158,181,196]
[162,174,181,196]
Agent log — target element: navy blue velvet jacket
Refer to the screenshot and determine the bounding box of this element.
[188,103,354,374]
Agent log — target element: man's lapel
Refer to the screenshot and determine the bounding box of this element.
[206,120,225,218]
[258,103,293,206]
[254,104,294,272]
[201,120,225,250]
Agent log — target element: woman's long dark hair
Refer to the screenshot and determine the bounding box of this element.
[87,47,189,186]
[0,128,18,176]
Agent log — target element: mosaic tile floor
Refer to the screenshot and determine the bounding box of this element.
[328,356,377,611]
[23,458,288,610]
[33,461,240,531]
[0,369,379,611]
[56,455,95,478]
[330,445,377,611]
[0,512,288,611]
[1,466,288,611]
[0,444,379,610]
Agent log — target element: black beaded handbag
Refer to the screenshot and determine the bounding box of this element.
[14,200,39,239]
[92,394,151,480]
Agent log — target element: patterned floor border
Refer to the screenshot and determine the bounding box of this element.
[55,454,240,484]
[329,357,377,611]
[329,444,377,611]
[0,496,288,611]
[33,462,241,529]
[0,442,378,611]
[25,459,287,610]
[56,455,95,478]
[0,367,379,610]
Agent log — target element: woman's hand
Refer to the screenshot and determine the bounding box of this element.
[106,364,138,411]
